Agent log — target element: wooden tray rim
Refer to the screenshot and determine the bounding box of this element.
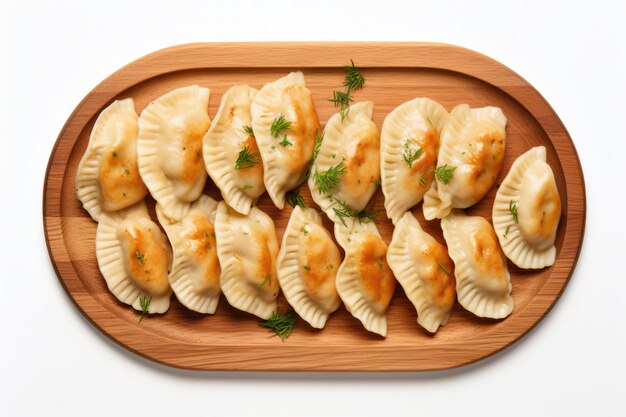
[43,42,586,372]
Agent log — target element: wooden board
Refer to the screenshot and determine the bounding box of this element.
[43,42,586,371]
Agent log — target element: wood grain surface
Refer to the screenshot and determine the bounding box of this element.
[43,42,586,371]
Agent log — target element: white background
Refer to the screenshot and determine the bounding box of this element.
[1,0,625,416]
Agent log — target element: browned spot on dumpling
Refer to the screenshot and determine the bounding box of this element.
[418,241,456,309]
[187,215,221,290]
[470,223,507,278]
[282,84,320,175]
[342,121,380,199]
[228,105,237,122]
[243,133,259,152]
[99,131,147,212]
[358,234,396,309]
[466,130,505,200]
[254,229,279,294]
[402,127,439,191]
[180,119,210,184]
[124,227,170,296]
[303,225,342,300]
[520,179,561,243]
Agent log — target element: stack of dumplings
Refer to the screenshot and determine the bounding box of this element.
[76,71,562,338]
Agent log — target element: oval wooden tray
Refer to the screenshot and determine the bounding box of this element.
[43,42,585,371]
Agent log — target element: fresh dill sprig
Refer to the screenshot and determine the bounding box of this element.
[343,59,366,92]
[138,295,151,323]
[241,184,253,190]
[503,225,510,238]
[259,309,296,341]
[434,165,456,184]
[509,201,519,223]
[371,178,381,187]
[330,197,378,228]
[286,190,306,209]
[234,145,260,170]
[314,160,347,195]
[328,90,352,108]
[328,60,366,123]
[278,136,292,147]
[243,124,255,137]
[419,175,427,186]
[438,262,451,275]
[356,209,378,224]
[303,265,311,271]
[403,141,423,168]
[332,203,351,228]
[258,273,272,288]
[339,105,350,122]
[377,258,383,269]
[134,250,145,265]
[270,114,291,139]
